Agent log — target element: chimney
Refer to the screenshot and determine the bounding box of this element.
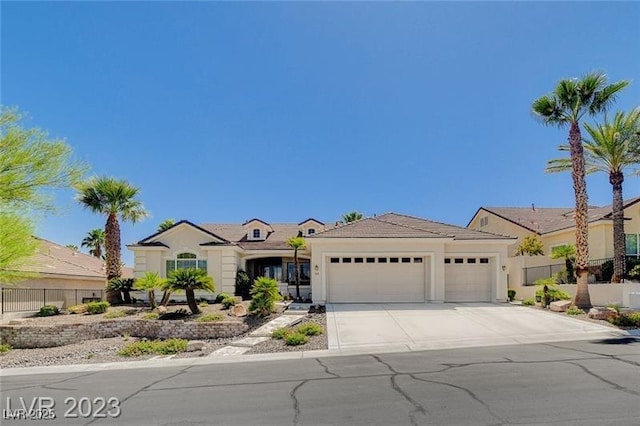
[531,203,536,212]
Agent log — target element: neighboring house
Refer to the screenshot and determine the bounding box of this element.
[128,213,515,304]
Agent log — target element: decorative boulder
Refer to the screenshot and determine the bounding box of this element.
[550,300,572,312]
[155,306,167,315]
[588,307,617,321]
[186,341,206,352]
[231,304,247,317]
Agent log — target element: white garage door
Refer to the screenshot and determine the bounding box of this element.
[445,256,493,302]
[328,256,426,303]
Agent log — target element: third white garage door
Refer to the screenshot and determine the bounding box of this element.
[327,256,426,303]
[445,256,493,302]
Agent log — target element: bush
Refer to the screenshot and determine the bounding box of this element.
[296,323,323,336]
[607,304,621,314]
[39,305,60,317]
[215,292,231,304]
[86,301,110,315]
[272,327,288,339]
[249,277,282,316]
[0,344,11,354]
[118,339,188,357]
[221,296,237,309]
[522,298,536,306]
[196,313,224,322]
[104,310,127,319]
[198,300,209,307]
[235,270,252,300]
[609,312,640,327]
[142,313,159,320]
[285,332,308,346]
[507,289,516,301]
[68,304,88,314]
[566,306,584,315]
[535,286,571,302]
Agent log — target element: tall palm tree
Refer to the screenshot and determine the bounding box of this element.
[547,108,640,283]
[341,211,363,224]
[166,268,215,314]
[76,177,148,303]
[81,228,105,258]
[157,218,175,232]
[532,72,629,308]
[286,236,306,300]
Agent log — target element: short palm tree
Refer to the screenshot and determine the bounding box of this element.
[108,277,135,304]
[157,219,175,232]
[547,108,640,282]
[76,177,148,282]
[341,211,363,224]
[166,268,215,314]
[286,236,306,300]
[550,244,577,283]
[81,228,105,259]
[532,72,629,308]
[134,272,166,309]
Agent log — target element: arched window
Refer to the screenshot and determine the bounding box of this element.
[166,252,207,275]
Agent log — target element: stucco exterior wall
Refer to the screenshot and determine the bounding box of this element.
[510,282,640,307]
[7,276,105,290]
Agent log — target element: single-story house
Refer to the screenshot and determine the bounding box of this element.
[128,213,515,304]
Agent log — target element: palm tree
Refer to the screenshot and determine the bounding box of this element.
[547,108,640,282]
[108,277,135,304]
[341,211,363,224]
[134,272,166,309]
[157,219,175,232]
[76,177,148,303]
[286,236,306,300]
[532,72,629,308]
[551,244,577,283]
[65,244,78,251]
[81,228,105,259]
[166,268,215,314]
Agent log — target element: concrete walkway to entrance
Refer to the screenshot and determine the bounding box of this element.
[326,303,628,353]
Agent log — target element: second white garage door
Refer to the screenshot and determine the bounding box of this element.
[444,256,493,302]
[328,256,426,303]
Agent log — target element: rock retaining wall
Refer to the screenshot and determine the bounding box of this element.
[0,319,249,349]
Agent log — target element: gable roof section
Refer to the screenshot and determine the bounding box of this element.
[311,213,513,240]
[474,196,640,235]
[136,220,230,245]
[200,223,312,250]
[298,218,325,226]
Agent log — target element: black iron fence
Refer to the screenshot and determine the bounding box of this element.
[1,288,104,314]
[523,256,640,285]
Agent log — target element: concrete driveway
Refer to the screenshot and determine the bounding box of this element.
[326,303,628,353]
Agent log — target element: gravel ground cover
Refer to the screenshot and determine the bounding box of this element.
[245,313,327,354]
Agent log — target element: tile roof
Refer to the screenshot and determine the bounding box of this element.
[199,223,316,250]
[11,237,133,279]
[477,196,640,235]
[311,213,514,240]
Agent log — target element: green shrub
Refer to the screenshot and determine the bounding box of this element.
[522,298,536,306]
[249,277,282,316]
[142,313,159,320]
[215,292,231,304]
[0,344,11,354]
[296,323,323,336]
[607,304,621,314]
[535,286,572,302]
[118,339,188,357]
[284,332,308,346]
[221,296,237,309]
[609,312,640,327]
[235,270,252,300]
[272,327,288,339]
[39,305,60,317]
[104,310,127,319]
[68,304,88,314]
[196,313,224,322]
[507,289,516,301]
[566,306,584,316]
[198,300,209,307]
[86,301,110,314]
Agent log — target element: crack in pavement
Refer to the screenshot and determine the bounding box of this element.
[543,341,640,368]
[2,371,100,392]
[564,361,640,397]
[371,354,400,374]
[315,358,339,378]
[390,375,427,426]
[290,380,307,426]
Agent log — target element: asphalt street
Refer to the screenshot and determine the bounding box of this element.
[2,338,639,426]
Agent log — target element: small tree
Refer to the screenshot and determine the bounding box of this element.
[341,211,363,224]
[134,272,166,309]
[108,277,135,304]
[515,235,544,256]
[166,268,215,314]
[286,236,306,300]
[249,277,282,316]
[551,244,576,283]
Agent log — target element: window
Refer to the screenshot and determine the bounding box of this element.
[354,257,364,263]
[444,258,451,264]
[454,258,464,264]
[467,258,476,264]
[480,216,489,227]
[366,257,375,263]
[166,252,207,275]
[402,257,411,263]
[287,263,310,282]
[308,228,316,235]
[414,257,423,263]
[252,229,261,239]
[390,257,399,263]
[330,257,340,263]
[342,257,352,263]
[480,258,489,264]
[378,257,387,263]
[626,234,639,255]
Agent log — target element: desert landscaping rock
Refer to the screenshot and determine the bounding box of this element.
[588,307,618,320]
[550,300,572,312]
[186,340,206,352]
[246,313,327,354]
[231,304,247,317]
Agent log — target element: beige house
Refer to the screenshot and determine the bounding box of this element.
[128,213,515,304]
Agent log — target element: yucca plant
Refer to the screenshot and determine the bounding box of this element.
[249,276,282,316]
[166,268,215,314]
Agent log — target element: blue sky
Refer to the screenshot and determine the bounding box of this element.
[2,1,639,266]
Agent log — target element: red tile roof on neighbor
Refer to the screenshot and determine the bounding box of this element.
[12,237,133,279]
[474,196,640,235]
[311,213,514,240]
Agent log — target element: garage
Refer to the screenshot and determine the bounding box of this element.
[327,255,427,303]
[444,256,493,302]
